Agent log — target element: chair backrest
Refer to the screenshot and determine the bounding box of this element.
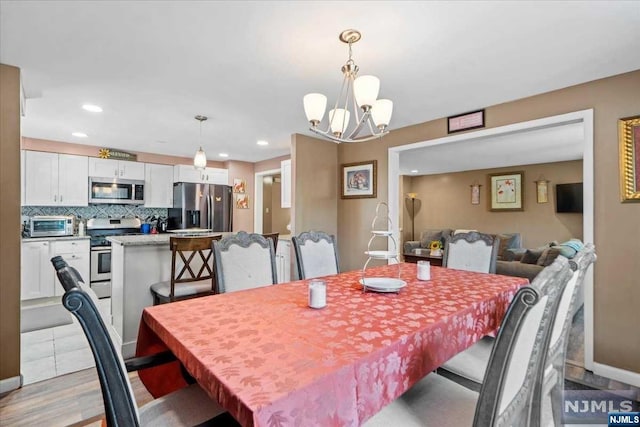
[473,256,572,426]
[262,232,279,252]
[169,235,220,298]
[291,231,340,279]
[443,231,500,273]
[213,231,277,293]
[51,256,140,426]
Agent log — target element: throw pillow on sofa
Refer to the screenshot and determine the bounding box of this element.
[537,247,563,267]
[553,238,584,258]
[496,233,521,259]
[521,249,544,264]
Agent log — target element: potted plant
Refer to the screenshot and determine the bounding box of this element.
[430,240,443,257]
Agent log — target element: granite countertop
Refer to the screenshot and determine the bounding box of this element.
[22,235,91,243]
[108,232,234,246]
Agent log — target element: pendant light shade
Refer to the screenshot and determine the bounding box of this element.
[193,146,207,169]
[371,99,393,129]
[329,108,350,136]
[193,115,208,170]
[353,75,380,109]
[304,93,327,125]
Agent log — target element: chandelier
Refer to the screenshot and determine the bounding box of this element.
[303,29,393,144]
[193,115,207,170]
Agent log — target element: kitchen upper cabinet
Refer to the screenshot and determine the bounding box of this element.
[89,158,145,180]
[145,163,174,208]
[21,240,54,300]
[281,159,291,208]
[51,240,90,297]
[24,151,88,206]
[173,165,228,185]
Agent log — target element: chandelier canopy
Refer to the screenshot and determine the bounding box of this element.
[193,115,207,170]
[303,29,393,144]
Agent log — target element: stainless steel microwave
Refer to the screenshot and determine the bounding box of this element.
[29,216,74,237]
[89,177,145,205]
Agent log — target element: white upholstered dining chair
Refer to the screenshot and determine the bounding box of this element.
[291,230,340,279]
[443,231,500,273]
[365,255,574,427]
[51,256,230,427]
[213,231,277,293]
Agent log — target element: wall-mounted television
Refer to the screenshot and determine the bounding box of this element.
[556,183,583,213]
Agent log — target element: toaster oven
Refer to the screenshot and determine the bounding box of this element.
[29,216,75,238]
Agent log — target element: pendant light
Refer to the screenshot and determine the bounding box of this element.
[193,115,207,170]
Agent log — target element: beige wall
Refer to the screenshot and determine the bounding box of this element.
[291,134,338,238]
[225,161,254,232]
[335,70,640,373]
[254,154,290,173]
[406,160,583,247]
[22,137,226,168]
[271,177,290,235]
[262,177,273,233]
[0,64,21,383]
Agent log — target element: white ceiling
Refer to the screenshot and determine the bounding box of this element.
[1,1,639,163]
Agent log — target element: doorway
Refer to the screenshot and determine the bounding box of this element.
[254,168,291,235]
[388,109,595,371]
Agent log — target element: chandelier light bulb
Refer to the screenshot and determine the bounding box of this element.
[353,75,380,109]
[371,99,393,129]
[329,108,350,136]
[303,93,327,125]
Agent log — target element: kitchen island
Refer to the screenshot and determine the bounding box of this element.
[108,232,231,357]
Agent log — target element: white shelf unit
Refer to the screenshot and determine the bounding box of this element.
[361,202,404,293]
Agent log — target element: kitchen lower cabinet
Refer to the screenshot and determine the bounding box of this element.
[276,239,291,284]
[21,240,54,300]
[21,238,90,300]
[51,239,90,297]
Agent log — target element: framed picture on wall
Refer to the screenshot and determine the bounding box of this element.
[535,179,549,203]
[235,193,249,209]
[233,178,246,193]
[470,184,481,205]
[619,115,640,202]
[341,160,377,199]
[488,171,524,211]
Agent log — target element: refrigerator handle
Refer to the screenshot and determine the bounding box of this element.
[207,195,212,230]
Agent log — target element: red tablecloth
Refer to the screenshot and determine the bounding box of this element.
[137,264,527,427]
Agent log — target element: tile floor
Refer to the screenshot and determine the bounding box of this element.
[20,298,111,385]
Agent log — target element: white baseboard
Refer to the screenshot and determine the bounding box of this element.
[593,362,640,388]
[0,375,23,394]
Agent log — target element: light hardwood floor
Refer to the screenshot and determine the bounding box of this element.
[0,368,152,426]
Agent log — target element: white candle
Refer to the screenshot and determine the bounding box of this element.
[417,260,431,281]
[308,279,327,309]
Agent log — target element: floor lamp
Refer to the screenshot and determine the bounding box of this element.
[406,193,418,241]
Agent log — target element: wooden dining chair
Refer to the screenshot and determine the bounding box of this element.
[51,256,231,427]
[364,256,573,427]
[291,230,339,279]
[436,245,596,417]
[442,231,500,273]
[150,235,221,305]
[213,231,277,293]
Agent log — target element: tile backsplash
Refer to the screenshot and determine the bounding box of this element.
[21,205,168,222]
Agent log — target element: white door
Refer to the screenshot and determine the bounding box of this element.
[24,151,58,206]
[119,161,145,180]
[21,240,54,300]
[58,154,89,206]
[145,163,174,208]
[89,157,119,178]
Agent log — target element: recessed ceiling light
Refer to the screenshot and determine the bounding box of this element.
[219,153,229,158]
[82,104,103,113]
[72,132,88,138]
[257,140,269,146]
[411,169,418,173]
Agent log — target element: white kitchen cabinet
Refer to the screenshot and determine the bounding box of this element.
[276,239,291,284]
[21,240,54,300]
[24,151,88,206]
[51,240,90,297]
[20,150,25,205]
[89,158,145,180]
[144,163,174,208]
[281,159,291,208]
[173,165,228,185]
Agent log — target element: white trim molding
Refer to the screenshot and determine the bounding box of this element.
[253,168,282,234]
[593,362,640,388]
[0,374,23,394]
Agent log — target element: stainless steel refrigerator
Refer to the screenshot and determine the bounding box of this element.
[168,183,233,231]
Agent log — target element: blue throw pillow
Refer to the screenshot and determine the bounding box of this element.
[554,239,584,258]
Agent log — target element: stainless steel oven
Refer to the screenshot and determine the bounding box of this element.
[87,217,141,298]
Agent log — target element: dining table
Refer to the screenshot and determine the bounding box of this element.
[136,263,528,427]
